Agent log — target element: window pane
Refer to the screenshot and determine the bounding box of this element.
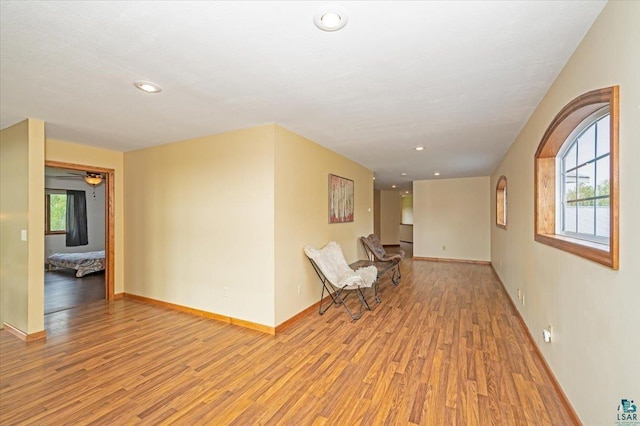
[596,115,610,157]
[564,202,577,233]
[577,202,595,235]
[564,170,577,201]
[595,156,610,197]
[575,162,594,201]
[596,200,610,238]
[564,141,577,170]
[577,123,596,166]
[561,114,608,239]
[49,194,66,231]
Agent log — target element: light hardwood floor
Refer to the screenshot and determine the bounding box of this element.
[0,254,576,425]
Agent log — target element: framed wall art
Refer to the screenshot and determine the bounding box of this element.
[328,174,354,223]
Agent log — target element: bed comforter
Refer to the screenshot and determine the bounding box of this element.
[48,250,106,277]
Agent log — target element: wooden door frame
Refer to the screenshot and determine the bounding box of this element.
[45,160,115,300]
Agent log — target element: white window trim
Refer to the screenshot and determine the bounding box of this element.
[556,107,610,245]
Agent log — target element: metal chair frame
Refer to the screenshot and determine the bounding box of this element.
[307,257,371,320]
[360,236,402,286]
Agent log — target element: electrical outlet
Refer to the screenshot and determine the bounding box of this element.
[517,289,521,300]
[442,245,446,251]
[297,284,301,295]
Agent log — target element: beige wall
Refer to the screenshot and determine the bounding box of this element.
[400,195,414,242]
[401,195,413,225]
[0,119,45,334]
[414,177,490,262]
[274,125,373,325]
[27,120,45,334]
[399,224,413,243]
[11,123,370,330]
[1,121,29,331]
[490,2,640,424]
[46,139,125,293]
[379,190,401,245]
[373,190,381,237]
[124,125,276,326]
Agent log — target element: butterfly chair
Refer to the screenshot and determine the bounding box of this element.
[304,242,377,320]
[360,234,404,285]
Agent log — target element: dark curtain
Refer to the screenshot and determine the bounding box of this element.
[66,190,88,246]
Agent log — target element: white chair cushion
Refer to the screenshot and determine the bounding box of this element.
[304,241,377,290]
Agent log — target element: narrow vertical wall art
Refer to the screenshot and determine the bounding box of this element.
[328,174,354,223]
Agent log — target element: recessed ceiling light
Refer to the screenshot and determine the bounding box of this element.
[314,6,348,32]
[134,80,162,93]
[392,185,396,188]
[401,173,407,176]
[434,172,440,176]
[373,177,376,180]
[405,191,409,194]
[321,12,341,28]
[415,146,425,151]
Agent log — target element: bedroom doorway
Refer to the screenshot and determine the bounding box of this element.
[44,161,115,314]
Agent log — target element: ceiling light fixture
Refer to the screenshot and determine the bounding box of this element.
[84,173,103,198]
[415,146,425,151]
[84,174,102,186]
[401,172,407,176]
[134,80,162,93]
[314,6,348,32]
[392,185,396,188]
[434,172,441,176]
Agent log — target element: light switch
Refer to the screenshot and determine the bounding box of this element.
[21,229,27,241]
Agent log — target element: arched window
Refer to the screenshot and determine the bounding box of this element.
[559,108,610,241]
[496,176,507,229]
[534,86,618,269]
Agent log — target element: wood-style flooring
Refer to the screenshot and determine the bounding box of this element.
[45,269,105,315]
[1,251,575,425]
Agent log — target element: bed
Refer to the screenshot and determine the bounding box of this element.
[47,250,106,277]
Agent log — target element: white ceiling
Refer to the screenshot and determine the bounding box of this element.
[44,166,83,178]
[0,1,606,190]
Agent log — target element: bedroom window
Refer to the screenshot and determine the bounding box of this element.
[45,192,67,234]
[534,86,619,269]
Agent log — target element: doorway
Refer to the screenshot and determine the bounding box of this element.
[44,161,115,312]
